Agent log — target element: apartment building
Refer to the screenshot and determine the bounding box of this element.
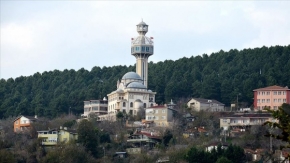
[253,85,290,111]
[82,99,108,118]
[219,113,274,129]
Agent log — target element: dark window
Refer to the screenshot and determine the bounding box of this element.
[142,47,145,52]
[123,102,126,107]
[143,103,146,108]
[151,103,153,107]
[130,102,133,107]
[129,110,133,115]
[146,47,149,52]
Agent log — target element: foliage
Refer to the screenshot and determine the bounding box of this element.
[41,144,96,163]
[1,45,290,118]
[77,119,99,158]
[184,144,245,163]
[264,103,290,145]
[0,149,16,163]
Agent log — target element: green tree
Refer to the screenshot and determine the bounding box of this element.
[216,156,232,163]
[77,119,99,158]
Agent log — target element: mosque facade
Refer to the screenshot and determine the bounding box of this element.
[97,20,157,121]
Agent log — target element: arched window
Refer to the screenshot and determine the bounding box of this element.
[123,102,126,107]
[143,103,146,108]
[150,103,153,107]
[130,102,133,108]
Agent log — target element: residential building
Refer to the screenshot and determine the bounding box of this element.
[127,129,161,148]
[219,113,274,129]
[37,126,78,146]
[13,115,37,132]
[253,85,290,111]
[145,100,177,127]
[82,99,108,118]
[187,98,225,112]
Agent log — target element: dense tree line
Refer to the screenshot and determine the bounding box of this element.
[0,45,290,118]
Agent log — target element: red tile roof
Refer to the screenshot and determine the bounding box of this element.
[253,85,290,91]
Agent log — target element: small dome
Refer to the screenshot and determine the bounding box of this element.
[148,90,152,92]
[122,72,142,80]
[127,82,146,89]
[116,88,124,93]
[137,21,147,26]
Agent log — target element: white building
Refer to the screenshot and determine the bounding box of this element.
[82,99,108,118]
[96,20,157,121]
[187,98,225,112]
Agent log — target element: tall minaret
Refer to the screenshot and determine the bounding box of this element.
[131,20,154,88]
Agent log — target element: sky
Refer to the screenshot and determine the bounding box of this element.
[1,1,290,79]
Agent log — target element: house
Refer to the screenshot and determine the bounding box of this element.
[187,98,225,112]
[37,126,78,146]
[13,115,37,132]
[145,102,177,127]
[127,129,161,148]
[219,113,274,130]
[253,85,290,111]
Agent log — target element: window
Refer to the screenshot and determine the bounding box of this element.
[274,106,278,110]
[274,91,277,95]
[162,109,166,113]
[274,99,277,102]
[267,99,270,103]
[278,99,281,102]
[278,91,282,95]
[257,99,260,103]
[258,92,260,95]
[283,91,286,95]
[135,47,140,51]
[283,99,286,102]
[155,116,159,120]
[267,92,270,95]
[123,102,126,107]
[146,47,149,52]
[162,116,166,120]
[223,119,227,123]
[15,121,18,124]
[150,103,153,107]
[129,110,133,115]
[123,109,126,113]
[141,47,145,52]
[262,92,265,95]
[262,99,265,103]
[143,103,146,108]
[130,102,133,108]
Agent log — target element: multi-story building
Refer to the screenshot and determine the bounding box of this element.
[13,115,37,132]
[253,85,290,111]
[219,113,274,129]
[187,98,225,112]
[82,99,108,118]
[145,100,177,127]
[37,126,78,146]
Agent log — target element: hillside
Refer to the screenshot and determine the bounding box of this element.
[0,45,289,118]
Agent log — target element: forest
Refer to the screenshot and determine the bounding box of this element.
[0,45,289,118]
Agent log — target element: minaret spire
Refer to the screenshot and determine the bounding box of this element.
[131,20,154,88]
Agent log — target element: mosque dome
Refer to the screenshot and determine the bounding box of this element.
[122,72,142,80]
[127,82,146,89]
[116,88,124,93]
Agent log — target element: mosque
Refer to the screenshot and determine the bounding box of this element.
[83,20,157,121]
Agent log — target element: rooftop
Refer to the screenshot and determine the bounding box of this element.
[253,85,290,91]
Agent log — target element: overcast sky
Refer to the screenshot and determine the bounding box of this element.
[1,1,290,79]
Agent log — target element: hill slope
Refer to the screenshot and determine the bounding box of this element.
[0,45,289,118]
